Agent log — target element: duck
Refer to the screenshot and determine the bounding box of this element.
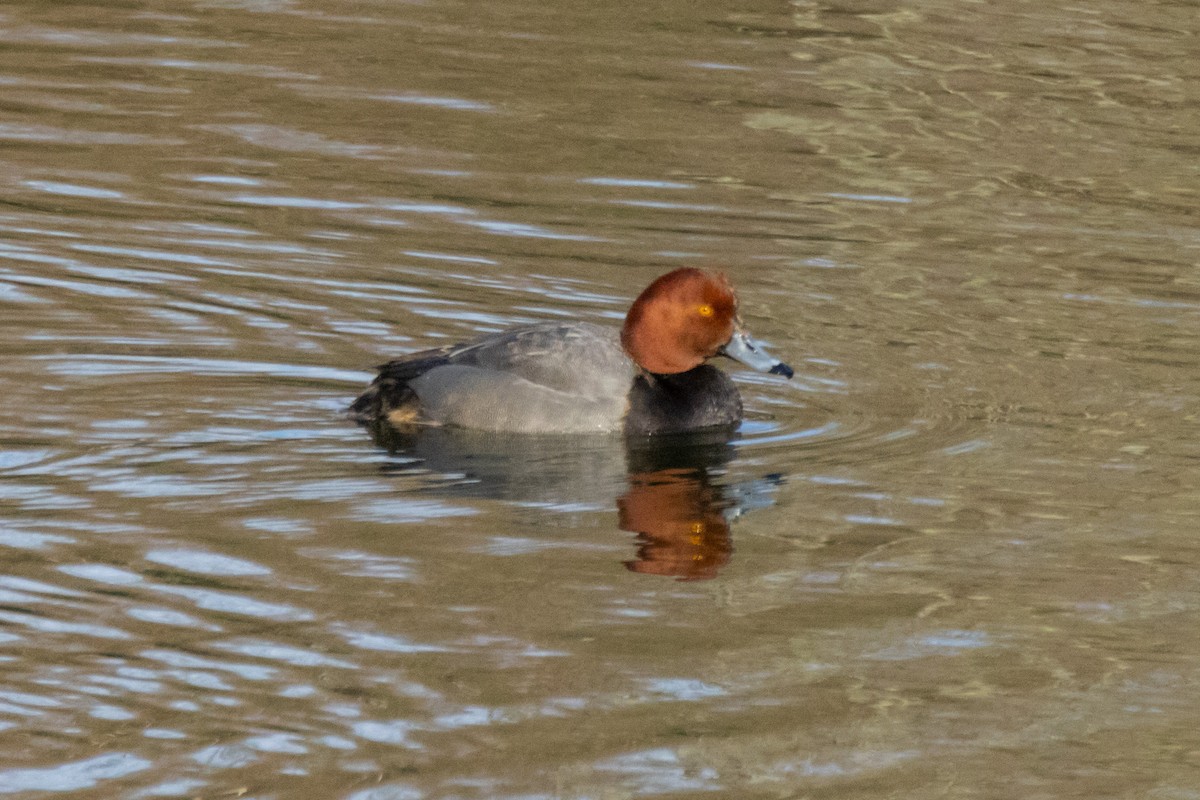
[349,268,793,436]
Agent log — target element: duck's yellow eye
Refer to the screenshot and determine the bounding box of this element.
[697,304,714,318]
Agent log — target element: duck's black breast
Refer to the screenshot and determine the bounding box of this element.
[624,365,743,437]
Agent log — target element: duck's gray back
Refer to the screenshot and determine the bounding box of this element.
[409,321,636,433]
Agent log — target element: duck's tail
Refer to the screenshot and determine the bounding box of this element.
[348,349,453,423]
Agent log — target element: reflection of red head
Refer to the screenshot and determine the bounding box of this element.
[618,467,732,581]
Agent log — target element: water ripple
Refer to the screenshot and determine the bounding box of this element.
[34,354,369,382]
[144,549,272,577]
[0,753,152,794]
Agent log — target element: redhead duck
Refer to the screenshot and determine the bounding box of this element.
[349,268,792,435]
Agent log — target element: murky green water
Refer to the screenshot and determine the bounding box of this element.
[1,0,1199,797]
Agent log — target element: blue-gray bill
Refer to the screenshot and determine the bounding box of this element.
[720,329,794,379]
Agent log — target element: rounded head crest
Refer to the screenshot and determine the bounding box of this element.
[621,268,738,375]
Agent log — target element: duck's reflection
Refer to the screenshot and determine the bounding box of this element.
[618,474,730,580]
[364,422,777,580]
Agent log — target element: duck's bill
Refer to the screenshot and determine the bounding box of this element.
[720,329,794,379]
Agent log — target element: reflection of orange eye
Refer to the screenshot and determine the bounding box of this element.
[697,304,714,318]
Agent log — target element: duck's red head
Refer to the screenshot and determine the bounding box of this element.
[620,268,739,375]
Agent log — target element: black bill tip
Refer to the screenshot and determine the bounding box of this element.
[769,362,795,379]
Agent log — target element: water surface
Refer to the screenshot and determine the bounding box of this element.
[1,0,1199,797]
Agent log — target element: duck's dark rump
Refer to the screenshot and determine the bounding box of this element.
[348,347,454,422]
